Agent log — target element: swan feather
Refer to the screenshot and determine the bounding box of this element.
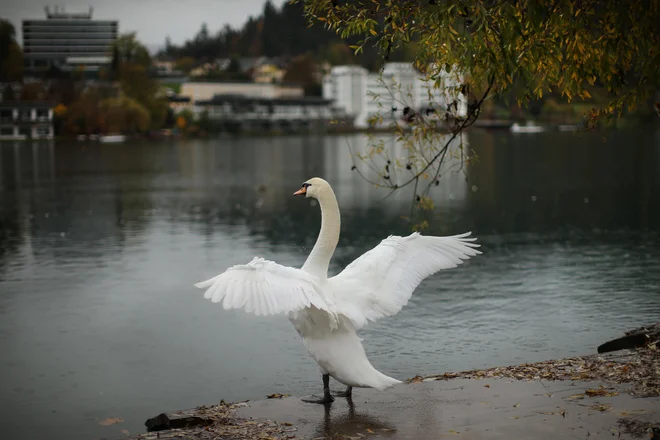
[195,257,335,321]
[329,232,482,329]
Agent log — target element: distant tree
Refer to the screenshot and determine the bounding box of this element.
[119,63,167,128]
[113,33,152,67]
[110,44,120,79]
[98,96,150,133]
[0,19,23,81]
[196,23,210,42]
[283,54,320,94]
[164,107,176,128]
[226,55,241,74]
[322,43,356,66]
[48,78,77,106]
[174,56,196,73]
[164,36,176,57]
[2,83,16,100]
[65,88,104,134]
[20,82,47,101]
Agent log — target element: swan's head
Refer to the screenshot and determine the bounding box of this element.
[293,177,330,199]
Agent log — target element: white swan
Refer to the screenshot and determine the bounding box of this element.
[195,177,481,404]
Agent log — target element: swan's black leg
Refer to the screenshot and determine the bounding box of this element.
[302,374,334,404]
[333,386,352,398]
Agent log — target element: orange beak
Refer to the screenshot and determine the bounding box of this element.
[293,187,306,196]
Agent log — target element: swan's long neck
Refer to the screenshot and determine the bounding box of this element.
[302,189,340,280]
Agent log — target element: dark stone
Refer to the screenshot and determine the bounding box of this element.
[598,323,660,354]
[145,408,213,432]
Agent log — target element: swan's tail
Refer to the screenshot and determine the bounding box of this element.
[299,323,402,390]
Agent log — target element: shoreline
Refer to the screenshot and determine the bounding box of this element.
[0,119,591,143]
[125,324,659,440]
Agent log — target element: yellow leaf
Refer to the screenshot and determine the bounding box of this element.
[370,29,378,36]
[99,417,124,426]
[583,90,592,99]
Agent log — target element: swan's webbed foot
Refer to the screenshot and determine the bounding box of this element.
[332,386,352,398]
[302,373,334,405]
[301,393,335,405]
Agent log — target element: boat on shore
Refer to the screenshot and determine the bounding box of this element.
[98,134,126,143]
[510,121,545,133]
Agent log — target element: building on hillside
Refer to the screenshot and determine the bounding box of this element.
[22,6,118,76]
[180,81,304,105]
[252,64,285,84]
[0,101,54,140]
[322,62,467,128]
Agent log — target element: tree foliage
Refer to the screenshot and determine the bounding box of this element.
[283,54,322,95]
[301,1,659,116]
[113,32,152,67]
[63,89,150,134]
[115,34,168,129]
[0,19,23,81]
[298,0,660,224]
[98,97,150,133]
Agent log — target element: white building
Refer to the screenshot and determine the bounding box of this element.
[181,81,304,104]
[322,62,467,128]
[322,65,367,117]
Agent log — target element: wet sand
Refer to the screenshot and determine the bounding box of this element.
[237,378,658,439]
[131,339,659,440]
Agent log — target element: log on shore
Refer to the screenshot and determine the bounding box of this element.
[597,323,660,354]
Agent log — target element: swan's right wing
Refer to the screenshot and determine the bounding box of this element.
[329,232,481,329]
[195,257,333,317]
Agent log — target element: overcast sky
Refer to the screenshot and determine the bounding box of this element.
[3,0,271,50]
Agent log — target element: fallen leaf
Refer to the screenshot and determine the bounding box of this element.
[448,429,461,435]
[366,428,374,433]
[513,403,520,407]
[99,417,124,426]
[585,386,619,397]
[266,393,291,399]
[483,384,490,388]
[408,375,424,383]
[591,404,612,412]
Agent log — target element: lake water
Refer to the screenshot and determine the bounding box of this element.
[1,130,659,440]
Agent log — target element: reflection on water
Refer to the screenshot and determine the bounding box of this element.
[0,130,659,440]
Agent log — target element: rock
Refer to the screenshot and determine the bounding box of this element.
[597,323,660,354]
[145,408,213,432]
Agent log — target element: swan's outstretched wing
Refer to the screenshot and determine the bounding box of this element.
[329,232,481,329]
[194,257,333,317]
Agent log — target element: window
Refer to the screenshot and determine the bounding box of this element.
[19,127,31,137]
[36,126,51,136]
[0,127,14,135]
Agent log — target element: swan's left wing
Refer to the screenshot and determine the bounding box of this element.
[329,232,481,329]
[194,257,333,317]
